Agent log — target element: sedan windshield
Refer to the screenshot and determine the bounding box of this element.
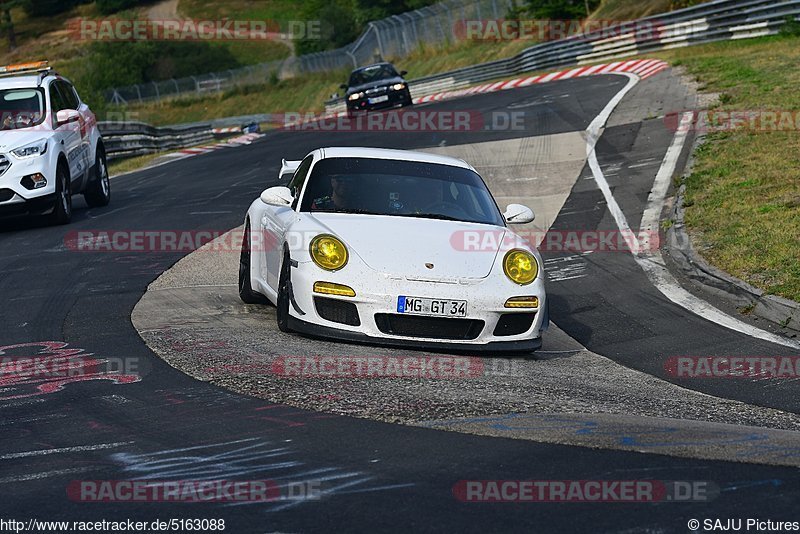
[348,65,398,86]
[300,157,505,226]
[0,88,46,130]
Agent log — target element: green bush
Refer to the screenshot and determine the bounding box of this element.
[95,0,140,15]
[22,0,81,17]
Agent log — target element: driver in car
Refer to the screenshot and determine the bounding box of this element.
[311,175,359,211]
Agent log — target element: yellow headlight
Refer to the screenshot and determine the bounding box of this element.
[310,235,348,271]
[503,249,538,285]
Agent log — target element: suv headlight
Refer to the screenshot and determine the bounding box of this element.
[11,138,48,159]
[503,249,538,285]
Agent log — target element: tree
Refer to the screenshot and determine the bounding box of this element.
[0,0,21,51]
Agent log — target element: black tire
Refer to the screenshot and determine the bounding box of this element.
[276,249,293,333]
[238,222,269,305]
[84,146,111,208]
[49,163,72,225]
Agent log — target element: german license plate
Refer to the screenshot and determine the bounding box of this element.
[397,296,467,317]
[368,95,389,104]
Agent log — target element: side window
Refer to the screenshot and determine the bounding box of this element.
[48,83,68,114]
[288,156,313,210]
[58,82,80,109]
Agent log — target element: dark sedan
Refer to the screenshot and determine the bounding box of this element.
[341,62,413,114]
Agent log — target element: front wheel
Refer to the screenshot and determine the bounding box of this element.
[239,222,269,304]
[84,147,111,208]
[276,250,293,333]
[49,164,72,225]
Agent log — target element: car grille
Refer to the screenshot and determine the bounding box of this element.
[493,313,536,337]
[314,297,360,327]
[0,155,10,177]
[365,86,388,96]
[374,314,484,340]
[0,188,15,202]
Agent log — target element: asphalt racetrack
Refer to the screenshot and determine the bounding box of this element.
[2,70,799,533]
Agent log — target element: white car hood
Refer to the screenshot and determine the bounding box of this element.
[0,129,51,152]
[309,213,505,280]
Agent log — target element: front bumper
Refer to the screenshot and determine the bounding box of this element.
[0,192,55,218]
[0,156,56,219]
[288,315,543,353]
[287,261,547,353]
[346,89,412,112]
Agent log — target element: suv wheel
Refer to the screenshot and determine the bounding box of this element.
[84,147,111,208]
[49,164,72,225]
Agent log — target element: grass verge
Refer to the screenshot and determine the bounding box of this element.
[651,35,800,302]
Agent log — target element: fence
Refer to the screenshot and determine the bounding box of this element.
[323,0,800,112]
[105,0,518,105]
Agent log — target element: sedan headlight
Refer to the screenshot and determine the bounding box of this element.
[348,92,364,101]
[503,249,538,285]
[390,83,406,91]
[11,138,48,159]
[310,235,349,271]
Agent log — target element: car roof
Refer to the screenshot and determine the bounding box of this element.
[0,73,61,89]
[0,75,45,89]
[319,147,473,170]
[352,62,394,72]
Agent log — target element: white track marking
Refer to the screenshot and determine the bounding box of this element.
[0,442,133,460]
[586,77,800,349]
[585,73,641,254]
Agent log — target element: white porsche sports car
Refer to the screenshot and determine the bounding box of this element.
[239,147,548,352]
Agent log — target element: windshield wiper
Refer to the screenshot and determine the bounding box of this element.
[404,213,461,221]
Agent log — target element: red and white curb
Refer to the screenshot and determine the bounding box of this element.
[178,132,263,156]
[413,59,669,104]
[211,126,242,134]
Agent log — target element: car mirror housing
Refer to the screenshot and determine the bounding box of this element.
[400,70,408,76]
[56,109,80,125]
[504,204,535,224]
[260,186,294,207]
[340,83,348,90]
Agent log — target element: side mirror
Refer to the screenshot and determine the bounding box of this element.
[503,204,535,224]
[56,109,80,125]
[339,83,348,90]
[400,70,408,76]
[260,186,293,207]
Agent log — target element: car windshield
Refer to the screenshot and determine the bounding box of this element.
[348,65,398,86]
[300,157,505,226]
[0,88,46,130]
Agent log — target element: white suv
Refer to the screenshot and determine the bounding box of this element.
[0,61,109,225]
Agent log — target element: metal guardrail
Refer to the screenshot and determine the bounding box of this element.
[325,0,800,113]
[98,122,214,161]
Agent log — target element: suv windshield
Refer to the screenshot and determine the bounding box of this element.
[348,64,398,86]
[301,157,505,226]
[0,88,46,130]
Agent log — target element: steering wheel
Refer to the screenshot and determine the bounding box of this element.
[421,200,470,218]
